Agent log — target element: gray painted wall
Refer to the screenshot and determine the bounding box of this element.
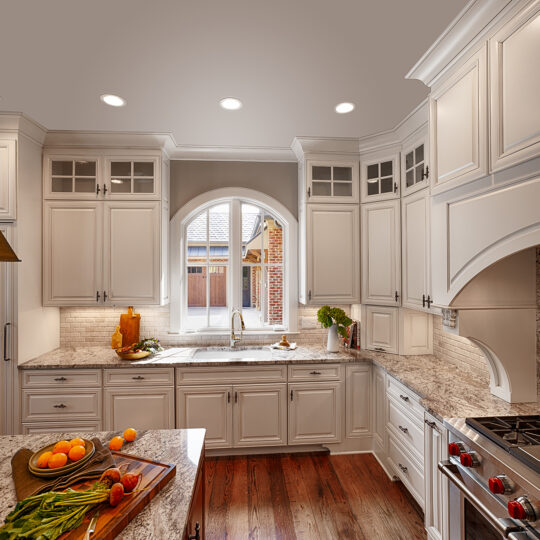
[170,161,298,218]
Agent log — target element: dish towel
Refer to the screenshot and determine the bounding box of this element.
[11,437,116,501]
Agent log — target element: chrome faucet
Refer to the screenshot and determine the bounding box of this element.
[230,309,245,347]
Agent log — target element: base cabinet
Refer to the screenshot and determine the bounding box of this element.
[345,365,371,438]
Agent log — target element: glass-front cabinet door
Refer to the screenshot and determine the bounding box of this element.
[106,157,160,200]
[307,161,359,203]
[401,134,429,196]
[360,150,400,202]
[44,156,100,199]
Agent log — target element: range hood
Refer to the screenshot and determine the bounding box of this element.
[0,230,20,262]
[442,248,537,403]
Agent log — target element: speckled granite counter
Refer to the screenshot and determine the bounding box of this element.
[19,345,539,422]
[0,428,205,539]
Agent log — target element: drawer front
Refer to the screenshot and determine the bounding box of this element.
[21,421,102,435]
[287,364,343,382]
[103,368,174,387]
[387,396,424,461]
[21,369,102,388]
[176,365,287,385]
[388,434,425,509]
[21,389,102,422]
[386,377,424,421]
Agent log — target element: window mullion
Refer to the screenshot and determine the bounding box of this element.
[206,209,210,328]
[230,200,241,314]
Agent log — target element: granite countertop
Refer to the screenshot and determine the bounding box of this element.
[0,428,205,539]
[19,345,539,422]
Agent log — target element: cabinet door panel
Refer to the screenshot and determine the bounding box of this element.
[363,305,398,354]
[233,383,287,447]
[104,387,174,431]
[288,382,342,445]
[402,190,430,310]
[43,202,103,306]
[103,202,160,305]
[0,139,16,220]
[361,200,400,306]
[177,386,232,449]
[372,367,386,451]
[346,365,371,438]
[307,204,359,303]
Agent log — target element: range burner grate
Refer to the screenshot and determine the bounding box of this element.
[466,415,540,448]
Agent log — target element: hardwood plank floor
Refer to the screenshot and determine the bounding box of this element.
[205,452,426,540]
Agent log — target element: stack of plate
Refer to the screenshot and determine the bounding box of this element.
[28,439,95,478]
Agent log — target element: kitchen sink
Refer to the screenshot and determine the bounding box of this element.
[192,347,273,360]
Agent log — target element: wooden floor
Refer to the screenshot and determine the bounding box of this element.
[205,452,426,540]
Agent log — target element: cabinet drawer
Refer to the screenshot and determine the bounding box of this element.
[387,395,424,461]
[21,369,102,388]
[21,421,102,435]
[288,364,343,382]
[386,376,424,421]
[388,434,425,509]
[21,389,102,422]
[103,368,174,387]
[176,365,287,385]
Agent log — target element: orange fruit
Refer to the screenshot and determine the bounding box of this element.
[48,452,68,469]
[53,440,72,454]
[36,451,53,468]
[123,428,137,442]
[68,445,86,461]
[70,437,85,448]
[109,436,124,451]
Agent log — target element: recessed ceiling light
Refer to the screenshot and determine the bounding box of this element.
[100,94,127,107]
[220,97,243,110]
[335,102,355,114]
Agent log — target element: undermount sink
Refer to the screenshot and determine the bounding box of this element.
[192,347,272,360]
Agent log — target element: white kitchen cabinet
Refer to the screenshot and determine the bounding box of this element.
[360,149,400,202]
[372,366,387,455]
[304,204,360,304]
[363,305,399,353]
[305,161,359,203]
[22,421,102,435]
[429,45,487,193]
[43,155,100,199]
[288,381,343,445]
[233,383,287,447]
[490,2,540,172]
[401,133,429,196]
[401,190,431,311]
[0,139,17,220]
[43,201,103,306]
[345,365,371,438]
[104,387,174,431]
[424,413,449,540]
[361,200,401,306]
[105,157,161,200]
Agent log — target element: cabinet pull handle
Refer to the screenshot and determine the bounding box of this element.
[394,182,398,193]
[3,323,11,362]
[422,294,426,308]
[54,376,67,382]
[425,419,439,432]
[227,391,230,403]
[398,463,408,474]
[290,389,293,401]
[308,290,311,301]
[103,291,108,302]
[103,184,108,195]
[132,376,145,380]
[96,184,101,195]
[395,291,399,302]
[53,403,67,409]
[234,391,238,404]
[96,291,100,302]
[398,425,408,434]
[399,394,410,403]
[188,522,200,540]
[310,371,322,375]
[422,166,429,180]
[374,347,385,352]
[307,187,311,198]
[427,295,432,309]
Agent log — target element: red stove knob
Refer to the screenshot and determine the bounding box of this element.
[448,442,465,456]
[508,497,537,522]
[460,451,480,467]
[488,475,512,495]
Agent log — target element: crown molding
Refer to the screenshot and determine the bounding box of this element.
[0,112,47,146]
[291,136,361,161]
[169,144,295,162]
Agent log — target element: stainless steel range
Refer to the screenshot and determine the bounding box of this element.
[441,415,540,539]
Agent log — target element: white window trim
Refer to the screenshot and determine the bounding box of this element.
[169,187,298,334]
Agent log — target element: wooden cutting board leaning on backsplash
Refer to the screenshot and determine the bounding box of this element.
[119,307,140,347]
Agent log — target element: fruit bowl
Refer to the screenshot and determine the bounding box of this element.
[115,349,151,360]
[29,439,95,478]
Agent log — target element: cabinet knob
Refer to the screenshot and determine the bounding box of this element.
[54,377,67,382]
[53,403,67,409]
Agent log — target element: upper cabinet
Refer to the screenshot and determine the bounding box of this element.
[45,156,100,199]
[401,134,429,197]
[360,149,400,202]
[0,139,17,220]
[489,2,540,172]
[429,45,488,194]
[305,160,359,203]
[106,157,160,200]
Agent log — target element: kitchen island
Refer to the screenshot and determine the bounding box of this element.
[0,428,205,539]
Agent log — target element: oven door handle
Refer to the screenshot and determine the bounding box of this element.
[438,461,523,538]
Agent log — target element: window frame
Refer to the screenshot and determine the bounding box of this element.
[169,188,298,335]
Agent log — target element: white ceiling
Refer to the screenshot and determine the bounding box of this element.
[0,0,469,155]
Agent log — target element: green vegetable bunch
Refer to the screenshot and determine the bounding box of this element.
[317,306,352,338]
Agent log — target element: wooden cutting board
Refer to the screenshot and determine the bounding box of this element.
[60,451,176,539]
[119,307,140,347]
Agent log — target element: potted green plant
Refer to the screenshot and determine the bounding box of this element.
[317,306,352,352]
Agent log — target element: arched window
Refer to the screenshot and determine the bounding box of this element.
[170,188,297,334]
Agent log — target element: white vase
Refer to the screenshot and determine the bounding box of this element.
[326,324,340,352]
